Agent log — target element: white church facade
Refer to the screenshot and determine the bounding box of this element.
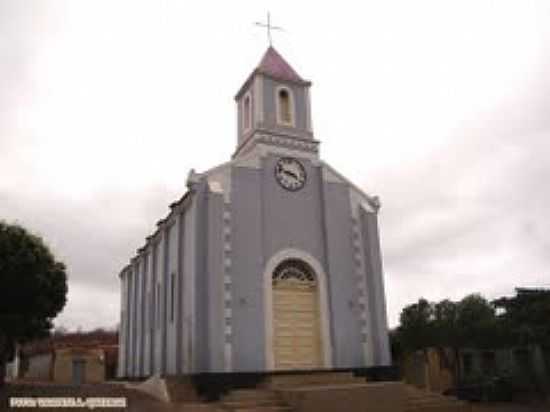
[117,46,392,378]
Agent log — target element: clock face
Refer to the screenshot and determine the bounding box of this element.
[275,157,306,191]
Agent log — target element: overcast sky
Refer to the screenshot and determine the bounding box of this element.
[1,1,549,331]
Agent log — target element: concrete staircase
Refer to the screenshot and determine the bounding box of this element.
[405,385,471,412]
[219,389,292,412]
[219,373,366,412]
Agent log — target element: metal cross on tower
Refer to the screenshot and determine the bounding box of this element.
[255,12,283,46]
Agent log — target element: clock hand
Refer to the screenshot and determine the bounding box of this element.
[283,170,298,179]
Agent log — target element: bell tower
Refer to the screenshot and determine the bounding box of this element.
[233,47,319,159]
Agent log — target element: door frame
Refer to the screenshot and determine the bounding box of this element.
[263,248,333,370]
[72,358,86,385]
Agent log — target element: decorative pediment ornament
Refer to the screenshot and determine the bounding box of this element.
[186,168,203,189]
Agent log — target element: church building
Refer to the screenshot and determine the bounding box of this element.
[117,46,391,378]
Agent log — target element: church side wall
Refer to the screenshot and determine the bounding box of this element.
[161,225,171,373]
[135,259,143,377]
[143,249,153,376]
[150,241,159,374]
[120,196,197,378]
[230,166,266,371]
[128,268,135,377]
[125,268,132,377]
[175,213,185,374]
[183,200,196,373]
[140,253,148,376]
[153,238,165,374]
[359,208,392,366]
[117,271,127,378]
[322,180,365,368]
[166,220,179,375]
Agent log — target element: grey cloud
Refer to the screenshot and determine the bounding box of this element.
[375,62,550,325]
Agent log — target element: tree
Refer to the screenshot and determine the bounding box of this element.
[493,288,550,347]
[0,221,67,386]
[395,294,499,384]
[396,298,435,355]
[456,294,498,349]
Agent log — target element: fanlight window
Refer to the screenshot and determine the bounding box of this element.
[278,89,292,125]
[272,259,315,284]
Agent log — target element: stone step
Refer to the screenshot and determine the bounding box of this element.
[231,407,292,412]
[406,389,443,398]
[224,389,280,401]
[406,403,469,412]
[408,398,464,407]
[265,372,362,387]
[220,389,293,412]
[221,399,285,409]
[408,395,456,403]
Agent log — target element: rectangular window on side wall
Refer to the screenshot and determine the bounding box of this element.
[243,95,251,130]
[170,273,175,323]
[145,290,153,331]
[156,284,161,328]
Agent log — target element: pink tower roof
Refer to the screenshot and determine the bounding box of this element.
[256,46,305,83]
[235,46,310,99]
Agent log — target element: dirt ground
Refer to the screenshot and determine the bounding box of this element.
[470,402,549,412]
[1,382,548,412]
[0,381,210,412]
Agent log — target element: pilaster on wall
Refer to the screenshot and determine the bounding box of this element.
[223,204,233,372]
[348,181,386,367]
[206,169,233,372]
[350,215,373,366]
[359,208,392,366]
[176,212,185,375]
[117,273,128,378]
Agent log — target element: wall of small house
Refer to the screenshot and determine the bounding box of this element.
[402,349,453,393]
[53,349,105,384]
[24,353,52,380]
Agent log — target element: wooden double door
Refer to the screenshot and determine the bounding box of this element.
[272,279,323,370]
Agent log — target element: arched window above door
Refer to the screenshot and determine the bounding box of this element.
[272,259,315,284]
